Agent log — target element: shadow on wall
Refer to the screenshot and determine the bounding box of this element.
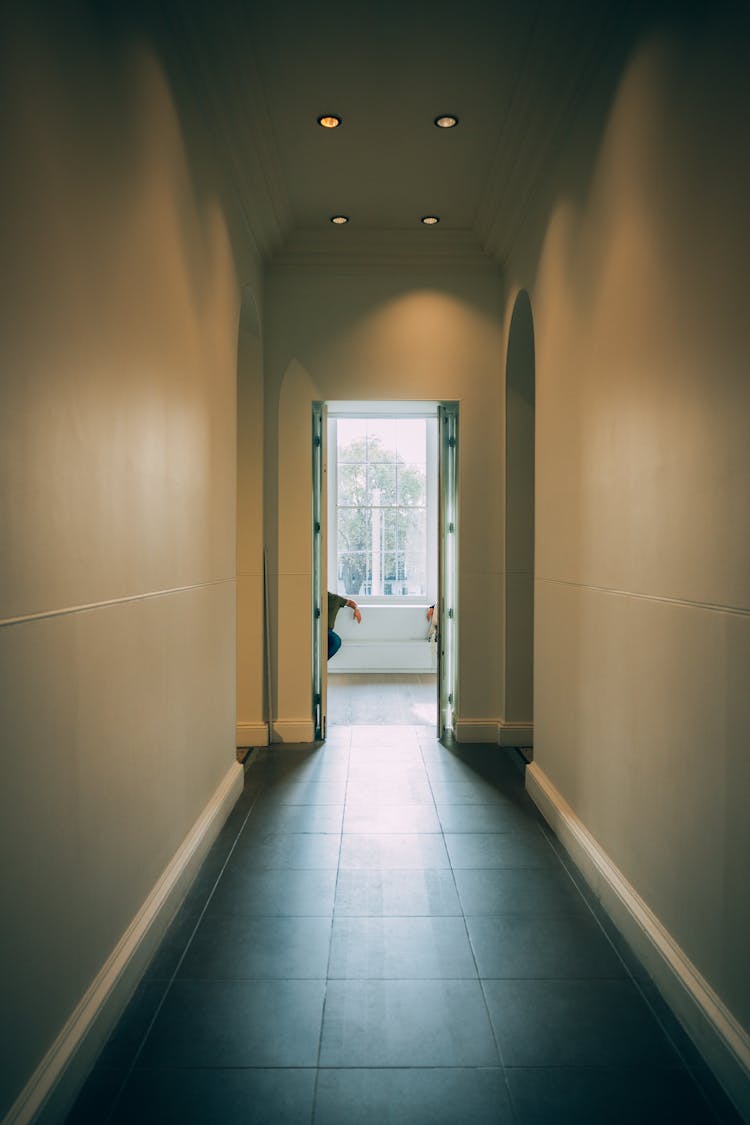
[504,289,535,727]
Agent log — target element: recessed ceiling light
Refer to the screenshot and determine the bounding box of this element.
[421,215,440,225]
[318,114,342,129]
[330,215,349,225]
[434,115,459,128]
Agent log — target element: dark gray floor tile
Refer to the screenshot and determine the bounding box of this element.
[453,866,587,916]
[343,804,441,834]
[314,1068,513,1125]
[444,832,556,869]
[64,1067,125,1124]
[329,917,477,979]
[177,914,331,979]
[437,801,538,833]
[207,866,337,916]
[484,979,681,1067]
[229,832,341,869]
[143,905,202,979]
[506,1066,718,1125]
[334,869,462,916]
[253,780,347,805]
[137,979,325,1067]
[429,779,506,805]
[466,913,627,979]
[319,980,499,1066]
[243,802,344,833]
[111,1067,316,1125]
[339,833,450,870]
[96,981,168,1066]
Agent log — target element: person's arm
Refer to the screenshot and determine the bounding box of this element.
[345,598,362,624]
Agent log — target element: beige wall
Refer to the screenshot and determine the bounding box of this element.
[506,3,750,1068]
[263,268,506,738]
[0,6,250,1117]
[236,289,267,745]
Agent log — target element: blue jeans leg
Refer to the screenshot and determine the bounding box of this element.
[328,629,342,660]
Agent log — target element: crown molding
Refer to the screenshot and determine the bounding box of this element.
[269,228,502,274]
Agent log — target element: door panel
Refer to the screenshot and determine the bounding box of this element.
[438,403,458,737]
[312,402,327,739]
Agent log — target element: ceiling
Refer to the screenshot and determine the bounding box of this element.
[162,0,638,267]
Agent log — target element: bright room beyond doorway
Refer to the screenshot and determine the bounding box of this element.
[328,673,438,728]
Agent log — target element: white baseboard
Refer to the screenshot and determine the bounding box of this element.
[498,720,533,748]
[526,762,750,1123]
[8,761,244,1125]
[454,720,499,743]
[453,719,533,747]
[236,721,269,748]
[271,719,315,744]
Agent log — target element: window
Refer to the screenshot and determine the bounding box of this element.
[328,409,437,603]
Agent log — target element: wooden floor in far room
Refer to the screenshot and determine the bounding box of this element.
[327,673,438,729]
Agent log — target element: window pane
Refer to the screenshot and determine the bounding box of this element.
[338,462,367,504]
[367,464,396,506]
[402,509,427,595]
[338,551,369,597]
[338,419,367,460]
[396,419,426,463]
[367,419,397,460]
[379,508,398,554]
[397,463,426,506]
[338,507,370,555]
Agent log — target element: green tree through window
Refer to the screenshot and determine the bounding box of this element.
[336,423,427,597]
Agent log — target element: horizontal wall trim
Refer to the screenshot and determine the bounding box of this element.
[536,576,750,618]
[271,719,316,744]
[0,578,235,630]
[236,721,269,748]
[526,763,750,1122]
[8,761,244,1125]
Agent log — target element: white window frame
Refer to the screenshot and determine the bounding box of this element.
[327,403,438,607]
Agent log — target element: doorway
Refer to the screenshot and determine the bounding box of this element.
[312,401,458,739]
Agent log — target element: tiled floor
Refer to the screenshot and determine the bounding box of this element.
[67,684,742,1123]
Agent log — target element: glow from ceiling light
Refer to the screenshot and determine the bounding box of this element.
[421,215,440,225]
[318,114,342,128]
[434,115,459,128]
[330,215,349,225]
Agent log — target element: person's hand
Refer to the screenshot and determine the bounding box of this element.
[353,606,362,624]
[426,605,435,622]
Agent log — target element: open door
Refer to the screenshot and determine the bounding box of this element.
[312,402,327,740]
[438,402,459,737]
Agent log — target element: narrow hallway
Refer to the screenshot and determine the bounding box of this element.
[68,721,739,1123]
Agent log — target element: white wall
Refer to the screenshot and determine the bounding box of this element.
[506,7,750,1112]
[0,5,252,1117]
[263,266,506,741]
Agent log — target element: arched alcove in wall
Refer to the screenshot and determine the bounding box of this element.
[504,289,535,738]
[236,285,267,749]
